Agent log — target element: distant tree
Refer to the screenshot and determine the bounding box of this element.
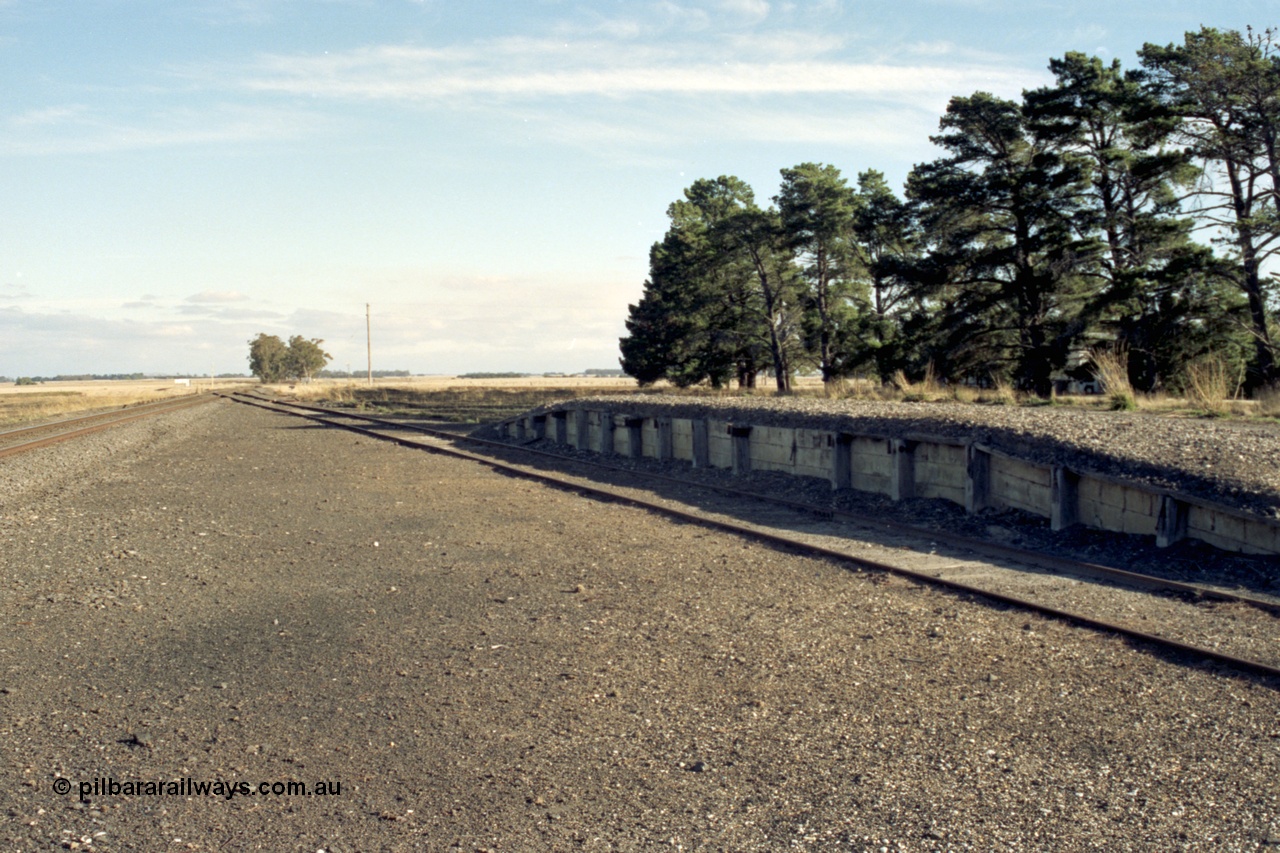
[849,170,922,383]
[1025,51,1248,391]
[247,334,289,382]
[620,176,797,390]
[776,162,862,385]
[284,336,331,382]
[907,92,1102,395]
[1139,26,1280,389]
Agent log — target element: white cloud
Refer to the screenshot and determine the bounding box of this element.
[187,290,252,304]
[0,103,330,156]
[719,0,772,24]
[241,41,1030,107]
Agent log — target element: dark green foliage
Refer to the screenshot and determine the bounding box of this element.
[1025,51,1249,392]
[907,92,1101,396]
[1139,26,1280,389]
[619,26,1274,399]
[248,334,289,383]
[248,333,332,382]
[621,176,797,390]
[776,163,863,383]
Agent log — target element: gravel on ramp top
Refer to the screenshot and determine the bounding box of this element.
[1,400,1278,851]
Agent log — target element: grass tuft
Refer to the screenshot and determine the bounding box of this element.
[1090,347,1137,411]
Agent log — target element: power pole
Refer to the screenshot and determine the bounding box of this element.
[366,303,373,386]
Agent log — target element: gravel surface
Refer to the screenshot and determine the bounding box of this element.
[445,433,1280,670]
[538,396,1280,518]
[3,400,1279,851]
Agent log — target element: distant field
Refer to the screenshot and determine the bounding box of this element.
[0,378,255,428]
[272,375,647,422]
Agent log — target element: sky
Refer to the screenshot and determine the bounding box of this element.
[0,1,1271,377]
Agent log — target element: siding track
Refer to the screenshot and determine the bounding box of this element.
[224,392,1280,683]
[0,394,215,459]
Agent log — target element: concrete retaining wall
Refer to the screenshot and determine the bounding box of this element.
[498,408,1279,556]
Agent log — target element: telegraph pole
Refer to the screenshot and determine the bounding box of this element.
[366,303,373,385]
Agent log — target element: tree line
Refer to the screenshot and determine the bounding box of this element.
[620,26,1280,396]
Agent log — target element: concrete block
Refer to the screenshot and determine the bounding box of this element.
[551,411,568,445]
[655,417,674,461]
[1155,495,1188,548]
[1121,509,1157,537]
[708,421,732,469]
[965,444,990,514]
[731,425,752,475]
[1051,466,1079,531]
[573,409,589,450]
[625,417,644,459]
[890,439,915,501]
[692,419,711,468]
[672,419,693,462]
[832,433,853,490]
[598,411,615,455]
[794,430,832,479]
[1240,517,1280,555]
[989,457,1051,516]
[1096,480,1127,511]
[532,414,547,441]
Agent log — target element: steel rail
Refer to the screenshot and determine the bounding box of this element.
[0,394,215,460]
[224,392,1280,683]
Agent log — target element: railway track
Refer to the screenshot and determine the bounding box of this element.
[224,391,1280,682]
[0,394,215,459]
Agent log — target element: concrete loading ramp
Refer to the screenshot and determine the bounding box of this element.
[496,403,1280,557]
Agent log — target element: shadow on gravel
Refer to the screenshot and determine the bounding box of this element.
[304,415,1280,606]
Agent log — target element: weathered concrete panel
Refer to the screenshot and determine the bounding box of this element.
[850,437,892,496]
[672,419,693,462]
[794,429,833,480]
[914,441,965,504]
[641,419,659,458]
[989,456,1052,516]
[534,404,1275,555]
[708,420,732,469]
[749,425,795,473]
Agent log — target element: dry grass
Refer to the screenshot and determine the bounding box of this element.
[0,378,248,428]
[1089,347,1137,411]
[1183,358,1232,416]
[1257,385,1280,418]
[261,368,1280,424]
[279,376,646,422]
[979,376,1020,406]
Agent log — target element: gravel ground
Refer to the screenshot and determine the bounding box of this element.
[2,400,1279,851]
[536,396,1280,518]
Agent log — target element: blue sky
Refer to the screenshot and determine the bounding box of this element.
[0,1,1269,377]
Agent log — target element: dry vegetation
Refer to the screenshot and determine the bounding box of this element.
[274,372,1280,424]
[0,378,253,429]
